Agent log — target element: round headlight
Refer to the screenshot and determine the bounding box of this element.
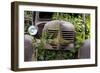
[28,25,38,35]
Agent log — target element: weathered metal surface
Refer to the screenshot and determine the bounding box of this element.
[42,20,75,50]
[24,34,34,61]
[79,39,90,58]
